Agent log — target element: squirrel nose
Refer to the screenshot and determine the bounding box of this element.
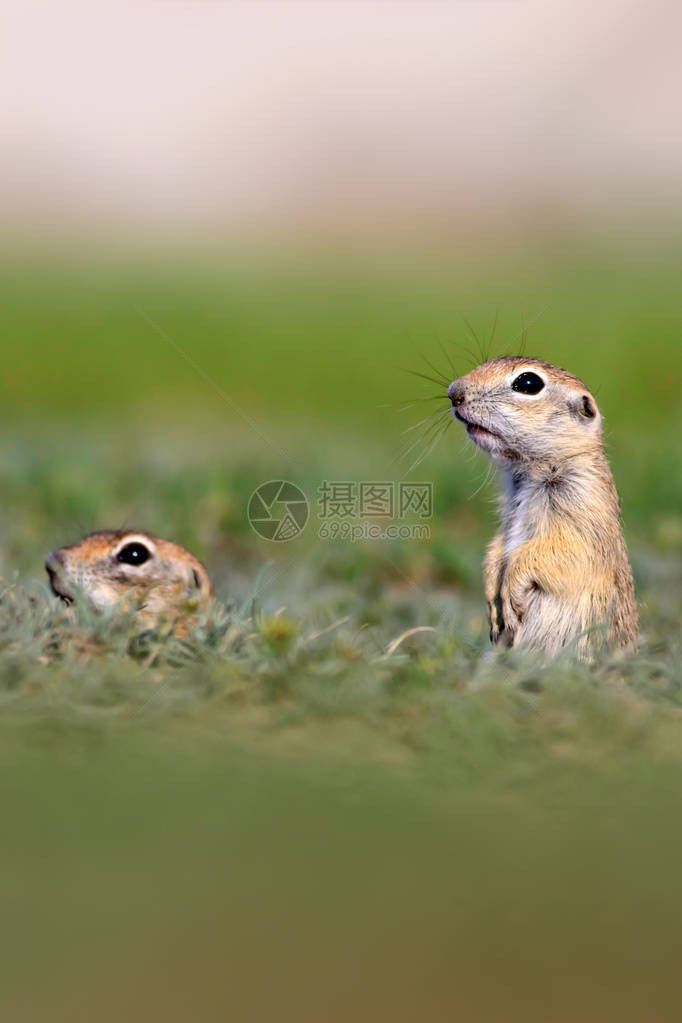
[45,549,65,574]
[447,381,466,407]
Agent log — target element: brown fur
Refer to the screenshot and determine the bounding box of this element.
[448,357,638,657]
[45,530,214,631]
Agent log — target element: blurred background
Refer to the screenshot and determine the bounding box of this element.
[2,2,682,1020]
[4,0,682,238]
[1,0,681,569]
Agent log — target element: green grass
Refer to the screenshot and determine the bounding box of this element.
[2,242,682,434]
[1,245,681,1019]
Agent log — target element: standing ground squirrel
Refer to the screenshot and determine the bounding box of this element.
[447,357,638,657]
[45,530,214,629]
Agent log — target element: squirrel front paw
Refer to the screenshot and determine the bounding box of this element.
[499,577,534,637]
[489,577,539,648]
[488,595,514,647]
[488,597,503,644]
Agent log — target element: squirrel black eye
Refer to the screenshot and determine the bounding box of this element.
[512,371,545,395]
[116,542,151,566]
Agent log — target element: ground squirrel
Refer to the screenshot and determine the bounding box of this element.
[45,530,214,628]
[447,357,638,657]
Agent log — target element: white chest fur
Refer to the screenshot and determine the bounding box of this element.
[501,473,541,558]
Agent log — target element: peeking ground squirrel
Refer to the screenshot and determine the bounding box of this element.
[447,357,638,657]
[45,530,214,628]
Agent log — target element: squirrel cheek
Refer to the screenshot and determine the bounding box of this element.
[88,580,116,612]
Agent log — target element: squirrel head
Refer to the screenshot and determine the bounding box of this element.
[45,530,214,624]
[447,356,602,466]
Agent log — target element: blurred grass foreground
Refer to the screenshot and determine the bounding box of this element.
[0,245,681,1021]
